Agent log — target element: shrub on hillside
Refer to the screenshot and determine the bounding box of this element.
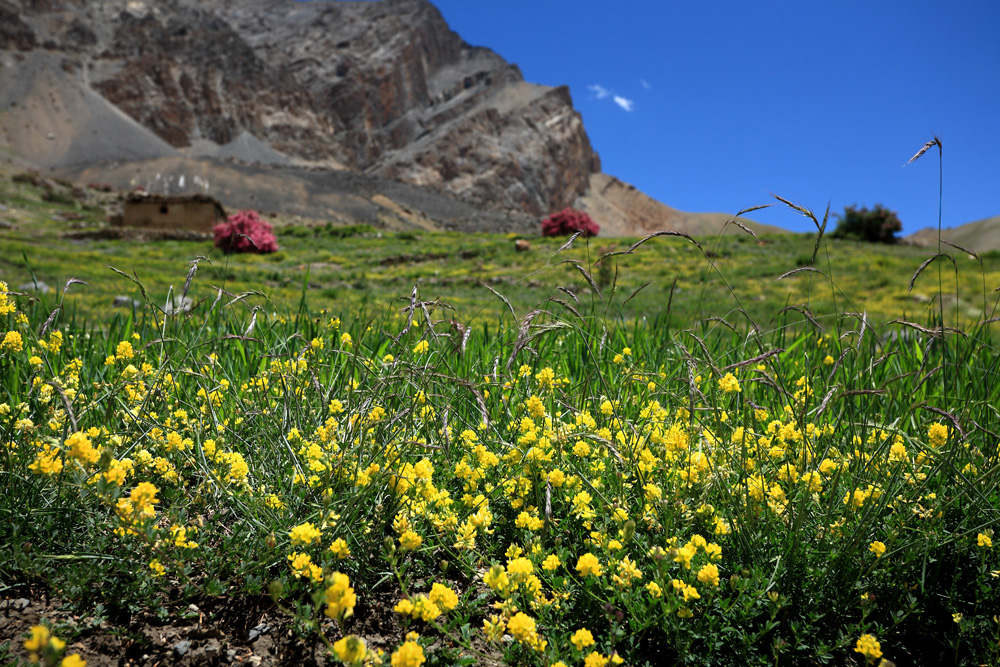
[541,208,599,238]
[214,209,279,254]
[831,204,902,244]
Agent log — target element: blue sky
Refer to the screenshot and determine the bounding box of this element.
[429,1,1000,234]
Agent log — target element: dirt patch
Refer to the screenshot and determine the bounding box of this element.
[2,592,339,666]
[0,581,498,667]
[379,249,482,266]
[64,227,212,242]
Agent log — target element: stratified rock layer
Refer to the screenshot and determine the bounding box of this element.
[1,0,780,236]
[208,0,600,217]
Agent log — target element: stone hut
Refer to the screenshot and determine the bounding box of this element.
[118,193,226,233]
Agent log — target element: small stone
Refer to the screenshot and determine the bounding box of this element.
[226,649,238,663]
[187,603,200,613]
[17,280,50,294]
[0,219,15,229]
[247,622,270,642]
[112,295,141,308]
[165,295,192,315]
[248,656,262,666]
[0,202,8,211]
[0,598,30,610]
[173,639,192,657]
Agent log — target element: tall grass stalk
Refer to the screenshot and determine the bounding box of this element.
[0,155,998,666]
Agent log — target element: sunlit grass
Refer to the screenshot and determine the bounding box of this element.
[2,221,999,665]
[2,161,1000,665]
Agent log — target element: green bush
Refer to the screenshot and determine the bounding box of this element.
[831,204,902,243]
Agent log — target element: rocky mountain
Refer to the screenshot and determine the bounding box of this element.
[907,215,1000,253]
[0,0,778,236]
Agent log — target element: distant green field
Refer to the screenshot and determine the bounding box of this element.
[2,170,999,336]
[2,169,999,666]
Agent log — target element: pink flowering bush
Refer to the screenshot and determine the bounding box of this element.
[541,208,599,238]
[214,210,279,254]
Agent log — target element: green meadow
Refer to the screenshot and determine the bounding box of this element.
[1,170,999,666]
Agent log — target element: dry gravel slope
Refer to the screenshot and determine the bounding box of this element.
[907,215,1000,253]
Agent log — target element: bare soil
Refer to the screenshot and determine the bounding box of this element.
[0,586,409,667]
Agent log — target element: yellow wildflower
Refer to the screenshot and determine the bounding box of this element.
[24,625,62,662]
[289,522,322,547]
[576,552,603,577]
[571,628,595,651]
[506,612,537,643]
[853,634,882,662]
[329,538,351,559]
[927,422,949,447]
[542,554,561,571]
[718,372,741,393]
[332,635,367,665]
[697,563,720,587]
[325,572,357,620]
[288,552,323,582]
[1,330,23,353]
[429,583,459,612]
[390,640,425,667]
[399,530,423,551]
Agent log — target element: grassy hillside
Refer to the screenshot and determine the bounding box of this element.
[909,214,1000,253]
[2,167,999,337]
[2,167,1000,666]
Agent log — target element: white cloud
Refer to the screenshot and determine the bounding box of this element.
[588,84,611,99]
[613,95,635,112]
[641,78,652,90]
[588,83,635,111]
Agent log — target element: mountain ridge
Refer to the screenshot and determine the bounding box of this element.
[0,0,782,237]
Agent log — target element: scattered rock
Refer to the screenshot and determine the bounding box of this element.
[0,219,13,229]
[247,622,270,642]
[172,639,191,657]
[201,639,221,658]
[0,202,8,211]
[0,598,30,611]
[514,239,531,252]
[112,295,141,308]
[164,295,193,316]
[18,280,50,294]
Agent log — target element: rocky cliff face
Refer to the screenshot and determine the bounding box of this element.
[2,0,769,236]
[1,0,599,218]
[205,0,600,217]
[92,4,337,161]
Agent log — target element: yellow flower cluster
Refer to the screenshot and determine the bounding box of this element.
[325,572,356,620]
[853,634,883,662]
[0,281,16,315]
[390,640,424,667]
[289,521,323,547]
[24,625,86,666]
[1,330,23,353]
[332,635,367,665]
